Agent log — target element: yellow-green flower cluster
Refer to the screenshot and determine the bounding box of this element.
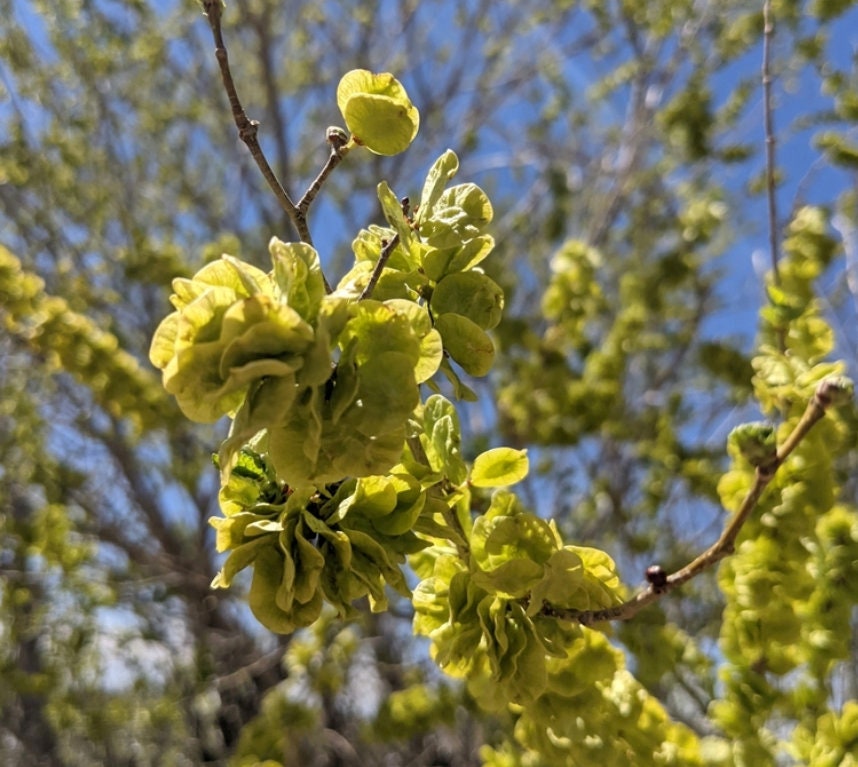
[150,238,442,488]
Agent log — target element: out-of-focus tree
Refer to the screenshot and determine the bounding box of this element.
[1,1,857,765]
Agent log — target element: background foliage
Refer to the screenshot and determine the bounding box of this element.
[2,0,858,765]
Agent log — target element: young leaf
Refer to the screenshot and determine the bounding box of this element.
[470,447,529,488]
[416,149,460,226]
[269,238,326,322]
[377,181,414,246]
[423,394,468,485]
[420,183,493,248]
[336,70,419,156]
[434,312,495,377]
[430,271,504,330]
[728,422,777,467]
[422,235,495,281]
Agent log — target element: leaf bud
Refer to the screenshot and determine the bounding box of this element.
[728,422,777,467]
[326,126,350,153]
[645,565,668,591]
[814,375,854,409]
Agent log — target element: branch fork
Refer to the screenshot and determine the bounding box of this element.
[201,0,337,292]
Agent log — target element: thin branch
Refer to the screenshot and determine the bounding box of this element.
[359,233,401,300]
[245,1,297,239]
[297,129,351,220]
[297,155,346,218]
[762,0,781,287]
[200,1,316,248]
[214,646,286,693]
[584,4,668,250]
[762,0,788,353]
[540,378,847,626]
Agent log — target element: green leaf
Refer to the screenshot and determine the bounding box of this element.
[728,422,777,467]
[350,476,400,518]
[377,181,414,246]
[211,535,270,588]
[340,300,421,366]
[470,447,529,488]
[526,548,586,613]
[268,386,323,486]
[471,558,546,599]
[269,238,326,322]
[162,340,245,422]
[150,254,311,423]
[216,376,300,485]
[337,70,419,156]
[352,225,417,272]
[416,149,459,226]
[423,394,468,484]
[383,298,443,382]
[299,297,348,386]
[328,354,360,425]
[433,357,478,401]
[348,350,420,436]
[291,523,326,604]
[470,493,557,585]
[148,313,179,370]
[176,256,269,305]
[434,312,495,377]
[419,183,493,248]
[218,296,313,371]
[371,492,426,536]
[422,235,495,281]
[566,545,625,609]
[371,268,430,302]
[430,271,504,330]
[248,546,321,634]
[416,329,444,384]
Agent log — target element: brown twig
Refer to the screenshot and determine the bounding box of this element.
[541,379,845,626]
[201,3,302,226]
[359,233,401,300]
[201,0,337,295]
[297,129,351,219]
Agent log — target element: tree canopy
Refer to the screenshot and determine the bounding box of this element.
[2,1,858,765]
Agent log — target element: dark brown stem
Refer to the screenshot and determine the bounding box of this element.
[201,0,328,279]
[359,233,400,300]
[298,141,350,218]
[541,381,838,625]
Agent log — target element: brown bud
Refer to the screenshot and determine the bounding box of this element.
[326,126,350,153]
[645,565,668,591]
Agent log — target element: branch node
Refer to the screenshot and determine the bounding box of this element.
[756,462,778,482]
[200,0,336,279]
[239,120,260,142]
